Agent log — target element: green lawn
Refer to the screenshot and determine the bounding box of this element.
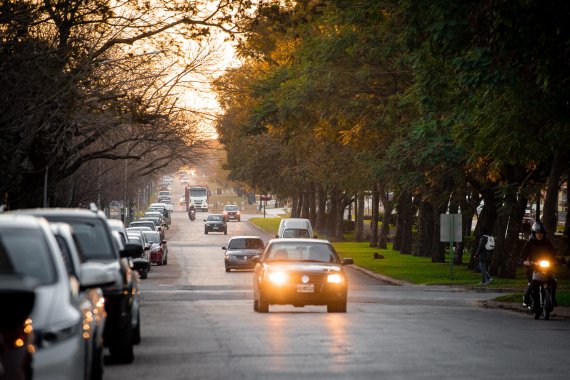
[248,217,570,306]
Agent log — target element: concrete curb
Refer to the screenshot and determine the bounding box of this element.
[480,300,570,319]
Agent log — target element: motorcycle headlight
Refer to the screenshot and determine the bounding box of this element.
[539,260,550,268]
[327,274,344,284]
[268,271,288,285]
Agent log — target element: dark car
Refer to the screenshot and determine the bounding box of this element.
[223,204,241,222]
[14,208,142,364]
[204,214,227,235]
[223,236,265,272]
[252,239,353,313]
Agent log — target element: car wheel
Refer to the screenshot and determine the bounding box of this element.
[132,312,141,345]
[90,337,104,380]
[225,266,231,272]
[205,230,208,234]
[157,255,163,266]
[327,300,347,313]
[238,218,241,222]
[164,253,168,265]
[257,293,269,313]
[140,270,148,279]
[109,321,134,364]
[224,228,227,235]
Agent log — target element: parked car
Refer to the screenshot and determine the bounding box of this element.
[142,231,168,265]
[252,238,353,313]
[204,214,227,235]
[107,218,129,245]
[14,208,142,363]
[0,274,36,380]
[179,195,186,205]
[276,218,314,238]
[223,236,265,272]
[129,220,158,232]
[0,214,114,379]
[50,222,108,380]
[223,204,241,222]
[127,233,151,279]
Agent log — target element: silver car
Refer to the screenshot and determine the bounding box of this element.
[50,223,108,380]
[0,215,113,380]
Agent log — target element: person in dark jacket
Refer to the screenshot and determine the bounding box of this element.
[522,222,558,307]
[474,228,494,285]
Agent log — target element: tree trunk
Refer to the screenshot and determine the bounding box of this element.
[493,192,527,279]
[300,191,310,220]
[370,185,379,247]
[414,200,433,257]
[399,192,414,255]
[543,152,563,241]
[355,190,365,242]
[316,186,327,233]
[431,203,447,263]
[377,184,393,249]
[309,184,317,228]
[291,196,299,217]
[328,188,339,237]
[469,189,498,270]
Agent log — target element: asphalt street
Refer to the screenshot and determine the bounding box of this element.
[103,188,570,380]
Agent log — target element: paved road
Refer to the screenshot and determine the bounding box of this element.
[104,188,570,380]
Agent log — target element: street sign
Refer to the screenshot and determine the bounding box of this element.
[440,214,462,242]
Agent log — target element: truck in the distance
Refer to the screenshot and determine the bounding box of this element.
[185,185,210,212]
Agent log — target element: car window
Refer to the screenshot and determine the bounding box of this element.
[224,205,238,211]
[282,229,310,238]
[229,239,264,250]
[129,222,155,230]
[266,242,335,263]
[207,215,223,221]
[50,218,117,260]
[54,235,76,277]
[142,231,161,244]
[0,229,57,285]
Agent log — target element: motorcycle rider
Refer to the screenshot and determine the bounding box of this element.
[188,202,196,220]
[522,221,558,307]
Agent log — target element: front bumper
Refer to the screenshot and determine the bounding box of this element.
[259,282,347,306]
[149,250,163,263]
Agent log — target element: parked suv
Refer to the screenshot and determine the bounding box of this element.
[13,207,142,364]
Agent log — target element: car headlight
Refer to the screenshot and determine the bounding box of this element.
[227,255,236,260]
[268,271,288,285]
[539,260,550,268]
[327,274,344,284]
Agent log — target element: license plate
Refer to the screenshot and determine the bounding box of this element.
[297,284,314,293]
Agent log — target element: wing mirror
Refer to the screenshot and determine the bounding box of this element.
[120,243,143,258]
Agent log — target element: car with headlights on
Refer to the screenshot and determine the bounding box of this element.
[204,214,227,235]
[223,236,265,272]
[252,239,353,313]
[223,204,241,221]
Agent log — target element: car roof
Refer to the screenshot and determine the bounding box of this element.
[228,236,262,241]
[0,214,48,229]
[11,208,104,219]
[267,238,330,245]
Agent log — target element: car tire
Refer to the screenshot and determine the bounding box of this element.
[256,293,269,313]
[132,312,141,345]
[224,229,227,235]
[205,230,208,234]
[327,300,347,313]
[164,253,168,265]
[140,270,148,279]
[225,266,230,272]
[91,338,104,380]
[157,255,163,266]
[109,322,134,364]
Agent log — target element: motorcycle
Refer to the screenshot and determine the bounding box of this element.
[188,209,196,221]
[526,259,555,320]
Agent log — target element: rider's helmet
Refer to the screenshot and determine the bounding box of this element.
[531,222,546,238]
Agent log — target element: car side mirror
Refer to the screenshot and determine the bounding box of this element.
[80,262,116,290]
[121,243,143,258]
[161,240,167,245]
[222,246,227,250]
[342,258,354,265]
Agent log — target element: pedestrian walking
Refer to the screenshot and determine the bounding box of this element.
[474,228,495,285]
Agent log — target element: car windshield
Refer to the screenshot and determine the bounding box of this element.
[142,231,161,244]
[130,222,155,230]
[228,238,264,250]
[207,215,224,221]
[140,217,161,226]
[0,228,57,285]
[266,242,336,263]
[225,205,239,211]
[42,217,117,260]
[282,229,311,238]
